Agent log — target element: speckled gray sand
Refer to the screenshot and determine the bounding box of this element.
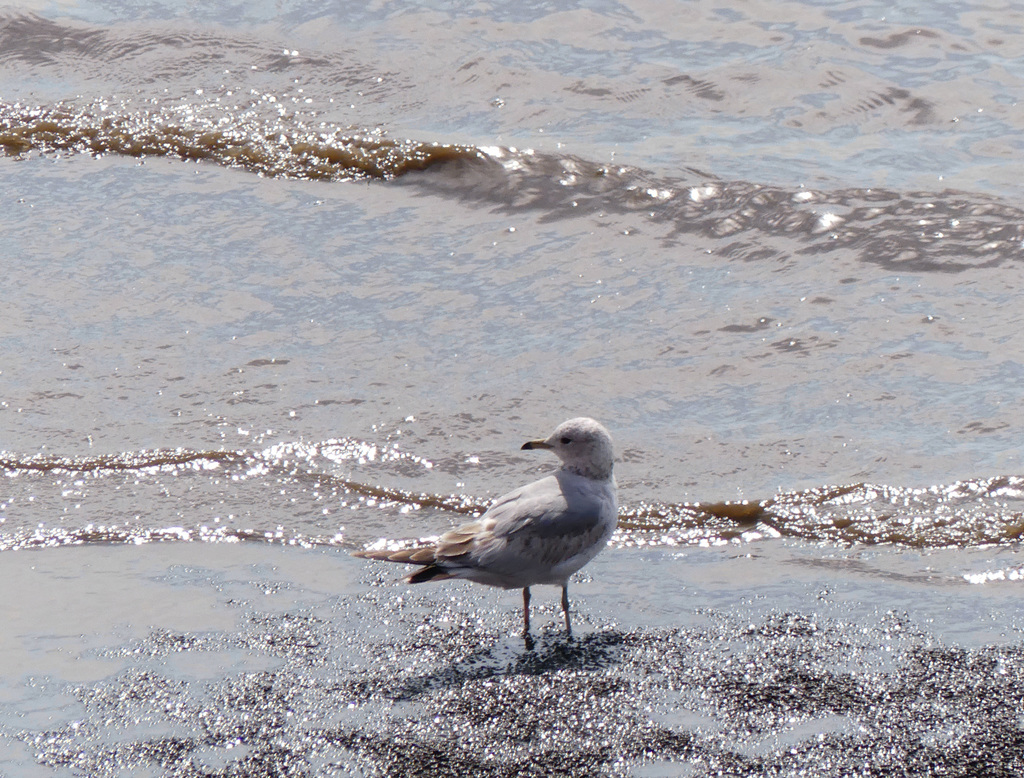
[3,542,1024,776]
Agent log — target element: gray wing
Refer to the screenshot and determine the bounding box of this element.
[484,473,603,539]
[435,471,613,573]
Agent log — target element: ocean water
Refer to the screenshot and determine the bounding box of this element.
[3,1,1024,775]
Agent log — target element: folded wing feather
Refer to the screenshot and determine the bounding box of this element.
[354,471,612,584]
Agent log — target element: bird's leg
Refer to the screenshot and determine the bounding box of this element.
[522,587,531,635]
[561,582,572,637]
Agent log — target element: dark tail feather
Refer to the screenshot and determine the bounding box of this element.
[353,546,452,584]
[407,565,452,584]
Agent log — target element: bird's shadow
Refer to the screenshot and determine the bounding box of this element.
[387,628,632,701]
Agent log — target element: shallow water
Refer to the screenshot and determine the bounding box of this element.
[4,0,1024,774]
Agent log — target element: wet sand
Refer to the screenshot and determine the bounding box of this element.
[3,540,1023,776]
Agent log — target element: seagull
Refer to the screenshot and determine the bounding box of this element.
[354,417,618,637]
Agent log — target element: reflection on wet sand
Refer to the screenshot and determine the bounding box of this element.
[5,543,1023,776]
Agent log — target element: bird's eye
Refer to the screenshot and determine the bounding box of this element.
[560,437,572,445]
